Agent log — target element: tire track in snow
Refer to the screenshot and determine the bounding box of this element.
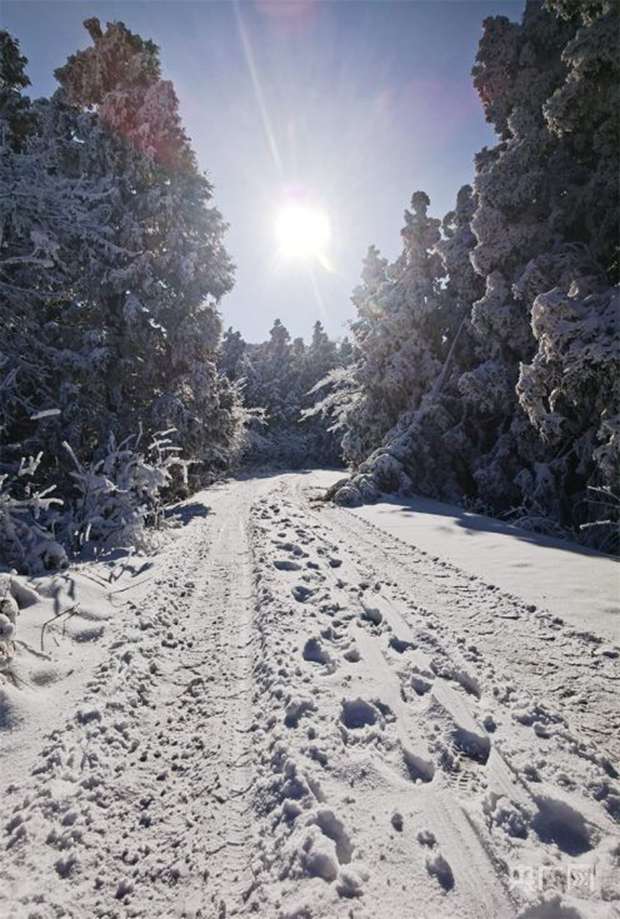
[1,479,263,919]
[319,493,620,765]
[1,472,618,919]
[242,474,618,918]
[245,478,516,917]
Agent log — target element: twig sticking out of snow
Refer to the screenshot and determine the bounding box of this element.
[40,603,80,653]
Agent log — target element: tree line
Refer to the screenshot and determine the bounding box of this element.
[1,0,617,572]
[218,319,353,468]
[310,0,618,550]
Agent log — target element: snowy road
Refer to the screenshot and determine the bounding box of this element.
[1,472,619,919]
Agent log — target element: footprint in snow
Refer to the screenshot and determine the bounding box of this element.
[416,830,454,889]
[417,829,436,848]
[425,851,455,891]
[274,559,302,572]
[285,697,316,728]
[402,747,435,783]
[359,603,382,626]
[303,638,336,672]
[340,697,393,730]
[292,585,315,603]
[530,795,597,855]
[341,697,379,729]
[278,541,305,557]
[409,667,434,696]
[389,636,415,654]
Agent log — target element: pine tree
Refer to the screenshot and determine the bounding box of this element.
[307,321,337,380]
[0,34,117,484]
[330,187,482,504]
[324,0,619,543]
[470,0,619,527]
[261,319,293,425]
[330,192,447,472]
[513,0,620,540]
[0,30,34,150]
[53,18,237,469]
[544,0,619,280]
[219,327,247,381]
[1,22,243,568]
[338,337,355,367]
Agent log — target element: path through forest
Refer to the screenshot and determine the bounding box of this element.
[1,471,618,919]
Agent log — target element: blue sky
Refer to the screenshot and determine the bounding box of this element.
[3,0,524,342]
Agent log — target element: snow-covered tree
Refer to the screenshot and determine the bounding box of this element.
[52,19,238,470]
[543,0,619,280]
[0,30,34,150]
[0,36,118,489]
[332,193,449,469]
[219,326,247,381]
[307,321,338,381]
[323,0,619,544]
[470,0,619,528]
[314,187,479,490]
[0,22,243,569]
[219,318,348,468]
[324,190,478,504]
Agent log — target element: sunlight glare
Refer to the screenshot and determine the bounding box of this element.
[275,204,331,261]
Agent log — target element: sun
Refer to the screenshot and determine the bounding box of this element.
[275,203,331,261]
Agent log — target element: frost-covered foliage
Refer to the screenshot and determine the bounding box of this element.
[0,24,243,571]
[218,320,350,468]
[316,0,619,546]
[313,184,484,503]
[340,196,447,466]
[50,20,238,465]
[0,454,66,574]
[517,283,620,519]
[308,193,462,471]
[302,366,361,442]
[63,429,190,551]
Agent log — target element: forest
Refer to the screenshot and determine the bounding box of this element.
[1,0,618,575]
[1,4,619,917]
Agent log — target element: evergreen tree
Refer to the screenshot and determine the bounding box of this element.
[0,34,117,482]
[327,192,447,470]
[307,321,337,381]
[219,318,348,469]
[338,337,355,367]
[469,0,619,528]
[0,30,34,150]
[322,0,619,544]
[219,327,247,381]
[1,22,243,568]
[53,19,237,467]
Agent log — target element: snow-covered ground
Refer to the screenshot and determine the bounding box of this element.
[1,471,618,919]
[340,483,619,645]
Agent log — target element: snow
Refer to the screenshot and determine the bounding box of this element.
[1,470,618,919]
[29,409,62,421]
[0,561,144,786]
[344,490,619,644]
[2,4,617,913]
